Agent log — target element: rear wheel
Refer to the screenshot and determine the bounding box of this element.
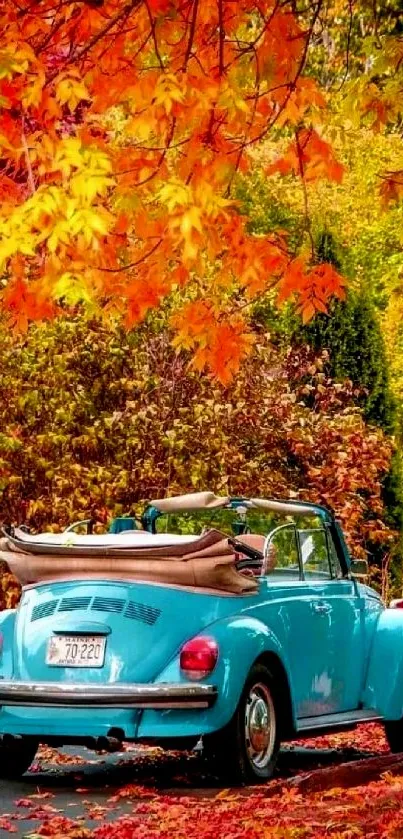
[385,720,403,753]
[203,663,280,783]
[0,738,38,779]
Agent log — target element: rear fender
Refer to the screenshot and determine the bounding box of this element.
[0,610,16,679]
[136,614,296,740]
[363,609,403,720]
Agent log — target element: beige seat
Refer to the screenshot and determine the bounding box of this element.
[233,534,265,578]
[235,534,265,554]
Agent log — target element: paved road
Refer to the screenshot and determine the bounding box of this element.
[0,744,223,837]
[0,743,374,838]
[0,745,164,837]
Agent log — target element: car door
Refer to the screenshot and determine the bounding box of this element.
[259,523,366,718]
[259,523,342,718]
[296,527,366,715]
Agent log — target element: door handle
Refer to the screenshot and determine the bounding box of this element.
[312,602,331,615]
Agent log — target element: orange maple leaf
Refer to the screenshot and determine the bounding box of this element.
[268,128,345,184]
[277,259,346,321]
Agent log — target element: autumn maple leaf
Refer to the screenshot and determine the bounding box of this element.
[0,0,361,381]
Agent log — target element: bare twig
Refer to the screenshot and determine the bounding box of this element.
[295,127,315,259]
[225,0,282,69]
[183,0,199,70]
[336,0,354,91]
[218,0,225,76]
[21,119,36,195]
[144,0,164,69]
[97,238,162,272]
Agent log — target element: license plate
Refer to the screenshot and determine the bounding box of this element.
[46,635,106,667]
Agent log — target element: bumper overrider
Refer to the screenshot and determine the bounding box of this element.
[0,681,217,709]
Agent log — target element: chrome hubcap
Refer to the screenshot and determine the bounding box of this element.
[245,682,276,771]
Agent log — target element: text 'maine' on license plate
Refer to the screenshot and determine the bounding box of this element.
[46,635,106,667]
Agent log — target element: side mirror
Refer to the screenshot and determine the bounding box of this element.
[350,558,369,579]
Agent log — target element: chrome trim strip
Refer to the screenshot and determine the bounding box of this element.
[297,709,381,732]
[0,681,217,710]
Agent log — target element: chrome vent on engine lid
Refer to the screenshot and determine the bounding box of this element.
[31,600,58,621]
[125,600,161,626]
[58,597,92,612]
[30,595,160,624]
[92,597,125,614]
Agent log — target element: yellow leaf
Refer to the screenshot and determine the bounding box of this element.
[158,179,192,211]
[215,788,231,799]
[195,182,232,217]
[70,172,114,202]
[52,272,93,305]
[180,206,203,237]
[87,212,110,236]
[47,222,70,253]
[52,137,84,177]
[55,74,90,112]
[182,236,199,263]
[153,73,185,114]
[21,70,45,109]
[126,115,155,142]
[0,45,34,80]
[218,82,250,114]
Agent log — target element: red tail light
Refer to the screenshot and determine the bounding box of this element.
[390,599,403,609]
[180,636,218,681]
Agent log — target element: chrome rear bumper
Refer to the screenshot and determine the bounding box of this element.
[0,681,217,709]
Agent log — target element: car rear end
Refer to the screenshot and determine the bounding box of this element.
[0,578,238,747]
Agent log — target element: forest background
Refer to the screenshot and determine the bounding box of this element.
[1,0,403,609]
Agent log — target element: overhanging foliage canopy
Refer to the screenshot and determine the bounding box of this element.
[0,0,401,380]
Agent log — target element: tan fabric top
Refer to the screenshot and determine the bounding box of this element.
[0,528,258,594]
[0,492,323,594]
[0,551,258,593]
[149,491,321,518]
[250,498,320,516]
[150,491,230,512]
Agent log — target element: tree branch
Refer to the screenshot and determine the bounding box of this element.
[144,0,164,69]
[336,0,354,91]
[47,0,143,83]
[183,0,199,70]
[97,238,162,272]
[21,119,36,196]
[295,127,315,260]
[218,0,225,76]
[240,0,324,150]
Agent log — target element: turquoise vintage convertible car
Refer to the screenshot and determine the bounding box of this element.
[0,491,403,784]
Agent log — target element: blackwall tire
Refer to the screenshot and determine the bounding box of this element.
[385,720,403,753]
[0,738,38,779]
[203,663,280,784]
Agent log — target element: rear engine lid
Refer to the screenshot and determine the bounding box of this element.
[14,579,239,683]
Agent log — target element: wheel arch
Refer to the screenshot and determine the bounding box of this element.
[139,614,297,741]
[252,650,295,739]
[363,608,403,720]
[0,609,16,679]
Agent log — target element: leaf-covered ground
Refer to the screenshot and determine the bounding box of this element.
[1,725,402,839]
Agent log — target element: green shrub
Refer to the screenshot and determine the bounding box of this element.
[0,317,393,566]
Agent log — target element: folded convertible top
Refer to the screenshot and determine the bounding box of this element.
[0,528,258,594]
[2,527,202,556]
